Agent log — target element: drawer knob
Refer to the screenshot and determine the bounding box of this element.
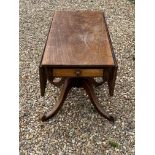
[75,70,81,76]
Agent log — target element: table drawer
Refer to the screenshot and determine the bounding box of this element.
[52,69,103,77]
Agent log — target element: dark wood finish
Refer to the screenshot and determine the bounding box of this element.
[41,78,72,121]
[41,78,115,122]
[108,67,118,96]
[39,11,118,122]
[82,78,115,122]
[39,66,47,96]
[102,13,118,66]
[42,11,114,66]
[52,69,103,77]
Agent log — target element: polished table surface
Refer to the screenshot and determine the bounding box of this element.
[39,11,118,122]
[42,11,115,67]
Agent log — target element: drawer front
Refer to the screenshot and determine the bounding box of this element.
[52,69,103,77]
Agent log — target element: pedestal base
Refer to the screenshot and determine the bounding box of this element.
[40,77,115,123]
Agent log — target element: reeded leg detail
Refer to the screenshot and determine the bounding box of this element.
[40,78,72,121]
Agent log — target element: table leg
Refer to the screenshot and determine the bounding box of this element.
[82,79,115,122]
[40,77,116,122]
[40,78,72,121]
[39,66,47,97]
[108,67,118,96]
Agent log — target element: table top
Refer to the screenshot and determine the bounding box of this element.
[41,11,116,67]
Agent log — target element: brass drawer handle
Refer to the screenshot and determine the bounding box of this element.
[75,69,81,76]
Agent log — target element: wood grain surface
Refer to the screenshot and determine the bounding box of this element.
[42,11,114,66]
[52,69,103,77]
